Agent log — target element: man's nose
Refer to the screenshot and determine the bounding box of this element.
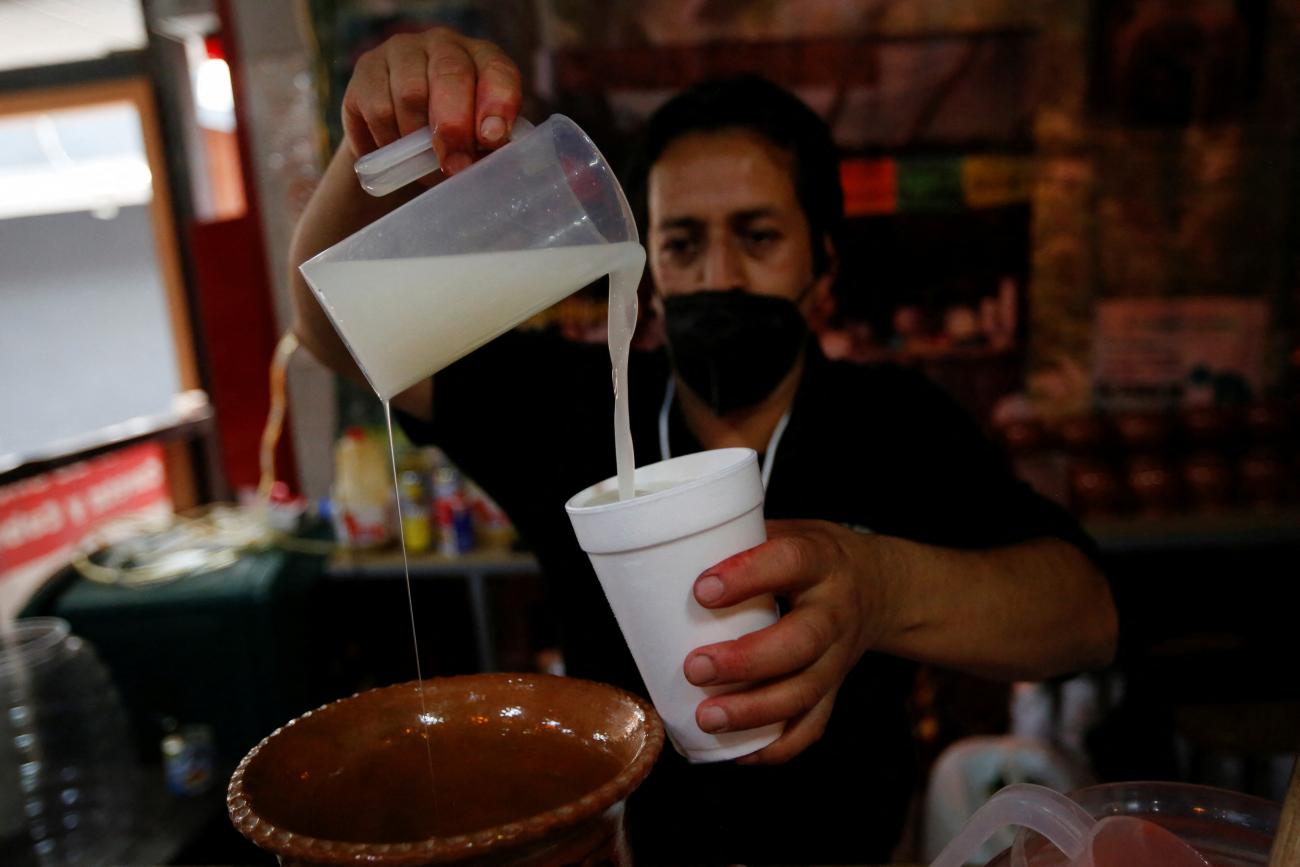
[699,238,745,291]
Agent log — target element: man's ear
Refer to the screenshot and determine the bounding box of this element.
[649,286,666,322]
[821,232,838,278]
[805,235,838,331]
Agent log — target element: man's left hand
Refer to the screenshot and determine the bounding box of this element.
[683,519,892,765]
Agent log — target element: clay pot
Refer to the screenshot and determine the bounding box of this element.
[1181,405,1236,447]
[1114,411,1171,452]
[1239,448,1289,507]
[1126,455,1179,515]
[1069,459,1126,517]
[228,674,664,866]
[1183,451,1236,511]
[1059,415,1110,455]
[999,419,1047,454]
[1245,402,1290,443]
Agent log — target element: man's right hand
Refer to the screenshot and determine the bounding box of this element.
[341,27,524,177]
[291,26,523,417]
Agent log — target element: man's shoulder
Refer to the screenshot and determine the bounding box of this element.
[801,354,986,452]
[808,354,941,405]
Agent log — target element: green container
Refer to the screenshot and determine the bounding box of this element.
[897,157,965,212]
[25,547,323,764]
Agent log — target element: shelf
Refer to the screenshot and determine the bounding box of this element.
[326,547,541,672]
[1086,509,1300,553]
[327,547,540,579]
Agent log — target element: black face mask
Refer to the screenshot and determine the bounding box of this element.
[663,290,809,415]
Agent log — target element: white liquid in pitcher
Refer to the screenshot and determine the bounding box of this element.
[308,242,646,400]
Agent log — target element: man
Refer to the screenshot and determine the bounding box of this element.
[291,28,1117,864]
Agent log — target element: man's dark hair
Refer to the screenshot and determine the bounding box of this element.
[624,74,844,276]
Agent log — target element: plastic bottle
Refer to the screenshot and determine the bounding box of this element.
[433,467,474,557]
[331,427,393,548]
[397,467,432,554]
[161,718,215,796]
[466,480,515,551]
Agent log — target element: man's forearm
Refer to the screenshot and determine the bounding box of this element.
[871,534,1117,681]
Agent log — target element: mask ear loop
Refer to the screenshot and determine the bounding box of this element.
[658,377,675,463]
[658,376,791,490]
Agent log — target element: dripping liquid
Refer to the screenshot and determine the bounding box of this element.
[382,401,437,802]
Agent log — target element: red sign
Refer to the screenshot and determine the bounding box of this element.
[0,443,171,577]
[840,157,896,216]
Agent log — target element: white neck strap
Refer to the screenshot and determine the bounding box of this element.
[658,377,791,490]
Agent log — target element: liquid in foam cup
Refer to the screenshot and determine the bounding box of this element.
[565,448,784,763]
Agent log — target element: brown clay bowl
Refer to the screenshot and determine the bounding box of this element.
[228,674,664,866]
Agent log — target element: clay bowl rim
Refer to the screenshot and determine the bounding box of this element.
[227,673,664,866]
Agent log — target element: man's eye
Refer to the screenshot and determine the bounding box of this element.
[660,237,698,260]
[745,230,781,250]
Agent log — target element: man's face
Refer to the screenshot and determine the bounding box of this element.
[647,129,832,322]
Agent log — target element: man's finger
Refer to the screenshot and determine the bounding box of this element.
[424,35,477,171]
[350,53,400,148]
[685,608,833,686]
[695,534,822,608]
[735,696,835,766]
[342,95,377,156]
[694,666,833,734]
[466,39,521,148]
[385,36,431,137]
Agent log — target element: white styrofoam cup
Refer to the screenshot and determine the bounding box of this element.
[565,448,783,763]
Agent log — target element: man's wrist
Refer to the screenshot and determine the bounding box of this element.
[856,532,927,660]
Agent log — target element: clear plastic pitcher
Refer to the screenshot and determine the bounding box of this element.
[300,114,644,400]
[998,782,1280,867]
[930,782,1281,867]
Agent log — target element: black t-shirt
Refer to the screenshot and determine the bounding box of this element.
[401,328,1096,865]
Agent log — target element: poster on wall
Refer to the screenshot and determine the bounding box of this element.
[0,442,172,619]
[538,2,1037,151]
[1092,297,1268,410]
[1088,0,1266,127]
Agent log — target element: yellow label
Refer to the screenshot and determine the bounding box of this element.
[962,155,1031,209]
[401,516,431,554]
